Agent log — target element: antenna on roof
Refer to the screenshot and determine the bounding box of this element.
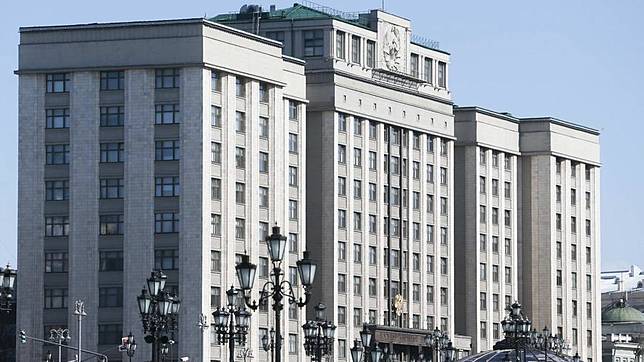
[381,0,385,10]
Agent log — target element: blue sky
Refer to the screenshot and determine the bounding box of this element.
[1,0,641,270]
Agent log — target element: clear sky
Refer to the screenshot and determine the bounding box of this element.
[1,0,642,271]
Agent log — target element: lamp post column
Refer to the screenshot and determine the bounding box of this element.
[273,267,283,362]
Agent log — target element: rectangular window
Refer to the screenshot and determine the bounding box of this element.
[259,82,269,103]
[45,216,69,237]
[46,108,69,129]
[338,144,346,163]
[265,31,285,43]
[44,288,68,308]
[211,250,221,272]
[338,177,346,196]
[236,77,246,97]
[259,116,269,138]
[336,31,345,59]
[338,275,347,293]
[351,35,361,64]
[289,233,298,254]
[155,213,179,233]
[289,133,298,153]
[338,113,347,131]
[289,200,298,220]
[505,267,512,284]
[211,70,221,92]
[504,210,512,227]
[235,183,246,204]
[353,148,362,167]
[410,53,419,78]
[235,218,246,239]
[440,167,447,185]
[99,251,123,271]
[440,197,448,215]
[492,179,499,196]
[369,121,377,139]
[211,178,221,200]
[366,40,376,67]
[437,62,446,88]
[235,147,246,169]
[259,151,268,173]
[157,250,182,272]
[45,144,70,165]
[100,142,124,163]
[155,140,180,160]
[354,118,362,136]
[288,166,298,187]
[99,214,124,235]
[288,100,299,121]
[353,276,362,296]
[338,210,347,229]
[303,29,324,57]
[45,252,68,273]
[155,68,179,88]
[46,73,69,93]
[338,242,346,261]
[424,58,433,83]
[288,334,298,354]
[100,106,124,127]
[235,111,246,133]
[211,142,221,164]
[260,222,269,241]
[99,287,123,307]
[210,214,221,236]
[427,286,434,303]
[211,286,221,308]
[100,71,124,90]
[354,180,362,199]
[211,106,221,127]
[45,180,69,201]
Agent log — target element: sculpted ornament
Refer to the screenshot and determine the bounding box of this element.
[383,26,402,71]
[393,294,404,316]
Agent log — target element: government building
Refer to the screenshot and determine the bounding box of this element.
[16,2,601,362]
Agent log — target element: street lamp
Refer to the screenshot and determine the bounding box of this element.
[302,303,336,361]
[351,325,385,362]
[423,327,452,362]
[262,328,280,362]
[123,332,137,362]
[137,270,181,362]
[573,352,582,362]
[212,286,252,362]
[49,327,71,362]
[235,225,317,362]
[0,264,17,313]
[501,301,532,362]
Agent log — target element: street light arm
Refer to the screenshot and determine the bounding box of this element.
[278,279,312,308]
[242,279,275,311]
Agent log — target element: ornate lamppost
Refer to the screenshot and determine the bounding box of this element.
[423,327,453,362]
[212,286,252,362]
[302,303,336,361]
[48,328,71,362]
[136,270,181,362]
[261,327,279,362]
[500,301,532,362]
[234,225,317,362]
[350,324,384,362]
[0,264,17,312]
[123,332,137,362]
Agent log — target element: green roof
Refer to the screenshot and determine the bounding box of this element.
[602,299,644,324]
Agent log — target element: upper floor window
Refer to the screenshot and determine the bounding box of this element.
[303,29,324,57]
[336,31,346,60]
[155,68,179,89]
[366,40,376,68]
[46,108,69,129]
[46,180,69,201]
[155,140,180,161]
[265,30,285,43]
[100,106,124,127]
[351,35,361,64]
[236,77,246,97]
[423,58,433,84]
[410,53,419,78]
[46,73,69,93]
[155,104,179,124]
[437,61,446,88]
[100,142,124,163]
[155,212,179,234]
[259,82,269,103]
[289,100,299,121]
[100,71,124,90]
[46,144,69,165]
[211,70,222,92]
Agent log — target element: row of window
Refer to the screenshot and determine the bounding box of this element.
[555,214,593,236]
[479,148,513,171]
[337,211,448,240]
[409,52,447,87]
[555,270,594,291]
[555,158,594,182]
[479,177,512,199]
[556,185,592,209]
[45,249,182,274]
[479,293,517,313]
[44,212,179,236]
[479,206,513,227]
[337,242,449,272]
[479,234,513,255]
[556,242,593,264]
[479,263,513,284]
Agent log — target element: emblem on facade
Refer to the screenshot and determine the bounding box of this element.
[383,26,402,71]
[393,294,404,316]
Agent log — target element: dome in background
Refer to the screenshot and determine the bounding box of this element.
[458,349,571,362]
[602,298,644,324]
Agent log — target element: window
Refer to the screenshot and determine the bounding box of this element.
[413,222,421,241]
[440,288,448,305]
[423,58,433,83]
[46,73,69,93]
[353,148,362,167]
[288,133,298,153]
[585,192,591,209]
[99,214,123,235]
[353,276,362,295]
[354,180,362,199]
[46,144,69,165]
[586,247,592,264]
[211,286,221,308]
[505,267,512,284]
[155,212,179,233]
[210,214,221,236]
[368,151,377,171]
[492,208,499,225]
[440,139,448,156]
[338,241,346,261]
[235,77,246,97]
[504,210,512,227]
[154,176,180,197]
[98,324,123,346]
[349,35,362,64]
[210,106,221,127]
[586,274,592,291]
[586,219,592,237]
[338,339,347,359]
[236,147,246,169]
[211,178,221,200]
[571,244,577,261]
[289,200,298,220]
[440,227,447,245]
[572,300,578,317]
[235,218,246,239]
[369,121,377,139]
[155,68,179,88]
[504,238,511,255]
[235,183,246,204]
[571,188,577,206]
[440,167,447,185]
[427,286,434,302]
[493,294,500,312]
[480,322,488,339]
[100,71,124,90]
[504,182,511,199]
[338,113,347,131]
[556,298,563,315]
[441,257,448,275]
[587,302,592,319]
[44,288,68,309]
[211,142,221,164]
[289,233,298,254]
[440,197,448,215]
[46,108,69,129]
[235,111,246,133]
[100,142,124,163]
[366,40,376,67]
[437,62,446,87]
[413,161,420,179]
[556,213,562,230]
[480,234,487,252]
[504,156,512,170]
[259,117,269,138]
[492,265,499,282]
[336,31,346,59]
[338,177,346,196]
[259,222,269,241]
[353,212,362,231]
[480,263,487,281]
[410,53,419,78]
[412,253,420,271]
[259,82,269,103]
[288,334,298,354]
[427,194,434,213]
[99,251,123,271]
[304,29,324,57]
[480,205,487,223]
[571,216,577,233]
[211,251,221,272]
[46,180,69,201]
[367,183,376,203]
[258,257,269,278]
[480,176,486,194]
[354,118,362,136]
[265,31,285,43]
[427,255,434,273]
[100,106,124,127]
[492,179,499,196]
[45,252,68,273]
[154,249,179,270]
[338,145,346,163]
[480,150,487,165]
[211,70,221,92]
[338,275,347,293]
[556,270,562,286]
[99,287,123,307]
[155,140,180,160]
[45,216,69,237]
